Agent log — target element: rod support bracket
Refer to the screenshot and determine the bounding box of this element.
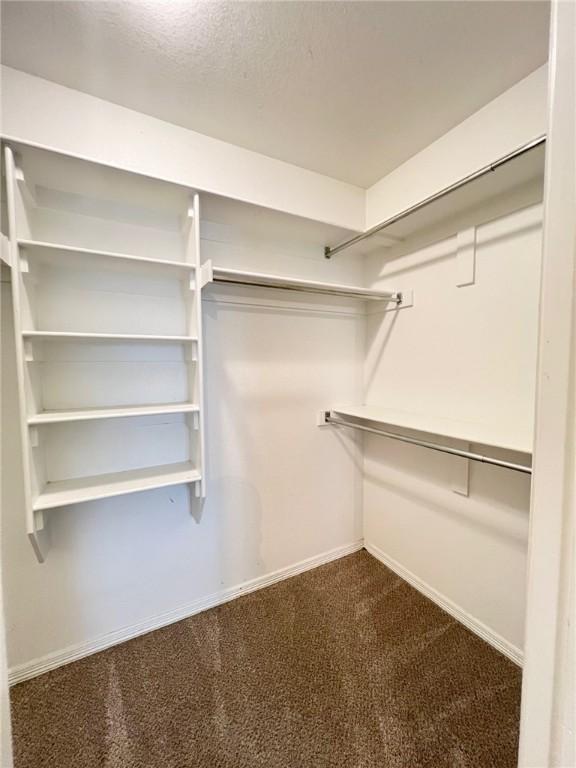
[379,288,414,312]
[199,259,213,289]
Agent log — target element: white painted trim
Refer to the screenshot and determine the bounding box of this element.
[8,540,363,686]
[365,541,523,666]
[519,2,576,765]
[8,536,527,686]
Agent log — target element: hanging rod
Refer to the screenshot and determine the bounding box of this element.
[211,266,401,302]
[326,414,532,474]
[324,135,546,259]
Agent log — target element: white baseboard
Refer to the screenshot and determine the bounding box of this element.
[365,542,523,667]
[10,539,522,685]
[9,540,363,686]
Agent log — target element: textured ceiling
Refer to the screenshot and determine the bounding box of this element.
[1,1,549,187]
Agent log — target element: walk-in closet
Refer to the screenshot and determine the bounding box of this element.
[1,2,575,767]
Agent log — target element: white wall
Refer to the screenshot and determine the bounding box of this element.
[366,65,547,229]
[1,228,365,674]
[357,65,548,660]
[0,66,365,233]
[362,202,542,658]
[0,66,368,676]
[1,62,548,680]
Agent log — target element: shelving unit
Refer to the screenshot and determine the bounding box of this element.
[4,143,209,562]
[33,463,202,512]
[17,239,197,275]
[3,135,543,560]
[4,140,401,562]
[27,403,200,425]
[330,404,533,455]
[22,331,197,343]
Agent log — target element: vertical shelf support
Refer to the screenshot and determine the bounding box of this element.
[183,193,207,500]
[194,193,207,499]
[4,147,211,558]
[4,145,48,562]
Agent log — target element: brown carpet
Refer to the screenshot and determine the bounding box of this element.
[10,551,521,768]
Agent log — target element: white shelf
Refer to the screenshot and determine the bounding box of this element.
[331,404,532,455]
[18,239,195,274]
[33,462,201,511]
[22,330,197,343]
[327,140,546,257]
[11,141,358,250]
[28,403,199,425]
[212,266,398,301]
[5,143,209,562]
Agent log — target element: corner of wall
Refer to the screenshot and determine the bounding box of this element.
[365,64,548,230]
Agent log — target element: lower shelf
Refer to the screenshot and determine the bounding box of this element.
[331,404,532,455]
[33,463,201,511]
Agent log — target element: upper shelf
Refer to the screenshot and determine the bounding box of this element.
[17,240,195,275]
[6,140,359,253]
[325,137,546,258]
[22,330,197,343]
[331,404,532,455]
[28,402,200,425]
[211,266,400,302]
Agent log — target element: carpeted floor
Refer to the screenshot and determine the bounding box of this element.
[10,550,522,768]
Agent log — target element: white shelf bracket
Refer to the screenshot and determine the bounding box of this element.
[19,252,30,274]
[15,164,37,209]
[456,227,477,287]
[23,340,34,362]
[34,510,45,531]
[451,443,471,496]
[29,525,48,562]
[199,259,214,289]
[29,426,40,448]
[184,342,198,363]
[1,234,11,267]
[181,203,195,235]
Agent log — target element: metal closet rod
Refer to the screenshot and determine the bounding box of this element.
[324,135,547,259]
[326,415,532,474]
[211,269,401,302]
